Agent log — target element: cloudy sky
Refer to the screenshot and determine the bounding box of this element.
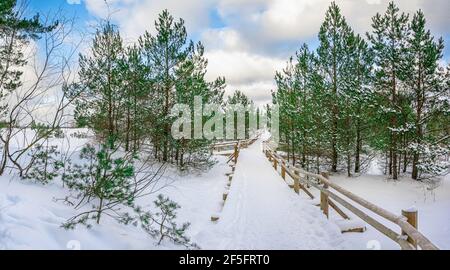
[30,0,450,105]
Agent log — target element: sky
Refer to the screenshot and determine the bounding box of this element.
[28,0,450,106]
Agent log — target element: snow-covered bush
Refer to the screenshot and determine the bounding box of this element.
[136,194,197,248]
[410,143,449,180]
[61,138,137,228]
[22,144,64,185]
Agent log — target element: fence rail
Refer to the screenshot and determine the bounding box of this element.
[262,140,439,250]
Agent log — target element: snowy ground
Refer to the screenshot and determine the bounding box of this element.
[0,150,231,250]
[330,173,450,250]
[0,129,449,249]
[0,129,230,249]
[196,136,351,250]
[268,139,450,250]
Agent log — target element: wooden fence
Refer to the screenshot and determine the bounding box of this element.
[262,140,439,250]
[211,134,260,162]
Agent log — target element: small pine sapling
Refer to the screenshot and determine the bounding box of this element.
[61,138,137,228]
[138,194,197,248]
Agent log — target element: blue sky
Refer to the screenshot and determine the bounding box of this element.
[28,0,450,104]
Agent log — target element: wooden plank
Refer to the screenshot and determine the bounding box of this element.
[320,190,329,218]
[284,166,314,199]
[328,199,350,220]
[300,185,315,199]
[320,172,329,218]
[342,227,366,233]
[402,209,418,248]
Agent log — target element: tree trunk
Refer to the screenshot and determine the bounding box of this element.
[389,148,393,176]
[331,45,338,173]
[0,146,8,176]
[355,125,361,173]
[412,76,424,180]
[125,104,131,152]
[403,134,408,173]
[391,68,398,180]
[97,197,103,224]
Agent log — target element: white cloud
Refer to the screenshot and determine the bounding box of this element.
[205,50,284,85]
[205,49,284,105]
[216,0,450,44]
[80,0,450,105]
[202,28,249,52]
[84,0,215,40]
[226,81,276,106]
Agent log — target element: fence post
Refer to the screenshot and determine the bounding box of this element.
[281,164,286,180]
[402,209,418,248]
[320,172,329,218]
[273,158,278,170]
[293,168,300,194]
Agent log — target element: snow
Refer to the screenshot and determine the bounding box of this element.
[0,129,231,249]
[330,173,450,250]
[0,129,449,250]
[0,154,232,249]
[195,138,352,250]
[403,206,418,212]
[335,219,366,232]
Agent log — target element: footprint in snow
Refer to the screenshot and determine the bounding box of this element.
[6,195,20,204]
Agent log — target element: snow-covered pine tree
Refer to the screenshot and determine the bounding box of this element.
[226,90,254,140]
[406,10,447,180]
[343,34,374,175]
[72,21,125,141]
[120,44,150,153]
[174,41,225,170]
[317,1,355,173]
[61,137,137,227]
[293,45,309,167]
[274,57,298,164]
[139,10,225,169]
[367,2,410,180]
[139,10,189,163]
[137,194,197,248]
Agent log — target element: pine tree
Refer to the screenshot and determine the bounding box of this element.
[73,22,125,141]
[138,195,196,248]
[120,44,150,152]
[227,90,254,140]
[174,41,225,169]
[407,10,446,180]
[317,1,354,172]
[295,44,314,168]
[274,57,298,163]
[367,1,410,180]
[62,138,137,227]
[140,10,189,162]
[345,34,374,175]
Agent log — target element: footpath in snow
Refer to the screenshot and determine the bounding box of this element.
[198,138,351,249]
